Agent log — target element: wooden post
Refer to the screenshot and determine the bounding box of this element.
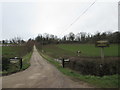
[101,47,104,60]
[62,58,64,68]
[19,58,22,69]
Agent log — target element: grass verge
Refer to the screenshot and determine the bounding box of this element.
[21,52,32,70]
[2,52,32,76]
[39,52,119,88]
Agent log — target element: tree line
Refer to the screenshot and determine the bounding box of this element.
[35,31,120,45]
[1,31,120,45]
[1,37,25,45]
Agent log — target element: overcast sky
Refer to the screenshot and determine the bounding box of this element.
[0,0,119,40]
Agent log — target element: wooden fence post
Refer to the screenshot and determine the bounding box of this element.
[101,47,104,60]
[19,58,22,69]
[62,58,64,68]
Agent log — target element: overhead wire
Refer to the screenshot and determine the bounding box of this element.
[60,0,97,37]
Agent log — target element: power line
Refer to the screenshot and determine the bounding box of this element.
[60,0,97,36]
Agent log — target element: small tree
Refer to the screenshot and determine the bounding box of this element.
[69,32,75,41]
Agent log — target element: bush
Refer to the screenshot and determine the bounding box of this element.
[65,57,119,76]
[2,57,10,71]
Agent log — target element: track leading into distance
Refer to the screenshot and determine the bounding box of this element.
[2,46,92,88]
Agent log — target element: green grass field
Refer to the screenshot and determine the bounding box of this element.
[2,46,32,75]
[41,44,119,58]
[2,46,29,58]
[38,44,119,88]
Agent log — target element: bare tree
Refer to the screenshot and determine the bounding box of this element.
[68,32,75,41]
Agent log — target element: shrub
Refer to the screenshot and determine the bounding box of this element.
[65,57,119,76]
[2,57,10,71]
